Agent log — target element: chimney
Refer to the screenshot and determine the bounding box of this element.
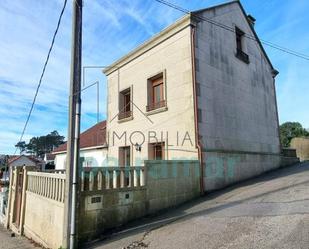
[247,15,256,27]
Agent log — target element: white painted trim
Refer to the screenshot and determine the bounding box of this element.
[52,145,108,155]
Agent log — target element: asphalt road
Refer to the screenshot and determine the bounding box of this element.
[89,162,309,249]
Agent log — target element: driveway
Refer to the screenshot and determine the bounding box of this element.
[88,162,309,249]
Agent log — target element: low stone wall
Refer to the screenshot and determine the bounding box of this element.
[78,188,147,242]
[78,160,200,244]
[282,148,297,158]
[290,137,309,161]
[280,156,300,167]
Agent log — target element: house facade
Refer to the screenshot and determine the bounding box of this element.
[104,1,281,191]
[53,121,107,169]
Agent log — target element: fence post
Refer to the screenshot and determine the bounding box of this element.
[5,166,14,229]
[19,166,29,234]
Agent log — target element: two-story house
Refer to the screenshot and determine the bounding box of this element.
[103,1,281,191]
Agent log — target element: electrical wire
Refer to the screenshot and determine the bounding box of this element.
[14,0,68,155]
[154,0,309,61]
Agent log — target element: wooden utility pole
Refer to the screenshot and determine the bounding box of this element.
[63,0,82,249]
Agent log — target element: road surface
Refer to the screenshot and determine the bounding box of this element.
[88,162,309,249]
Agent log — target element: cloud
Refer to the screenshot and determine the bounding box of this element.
[0,0,308,155]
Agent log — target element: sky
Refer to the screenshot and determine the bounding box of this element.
[0,0,308,154]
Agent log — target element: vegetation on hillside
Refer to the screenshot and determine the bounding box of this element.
[279,122,309,147]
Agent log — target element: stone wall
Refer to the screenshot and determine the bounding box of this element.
[290,137,309,161]
[78,160,200,244]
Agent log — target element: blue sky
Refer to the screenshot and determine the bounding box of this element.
[0,0,308,154]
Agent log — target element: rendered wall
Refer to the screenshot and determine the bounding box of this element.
[105,23,198,165]
[23,192,64,249]
[145,160,200,213]
[78,160,200,244]
[54,148,108,170]
[194,2,281,191]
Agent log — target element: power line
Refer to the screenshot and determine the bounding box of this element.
[14,0,68,155]
[154,0,309,61]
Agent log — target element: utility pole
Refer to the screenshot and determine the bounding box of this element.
[64,0,82,249]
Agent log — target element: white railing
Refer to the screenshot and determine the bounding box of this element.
[80,166,146,192]
[27,171,66,203]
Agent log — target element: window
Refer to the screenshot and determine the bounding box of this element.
[119,88,132,120]
[119,146,131,166]
[236,27,244,51]
[235,27,249,63]
[149,142,165,160]
[198,108,202,123]
[196,83,201,96]
[147,73,166,112]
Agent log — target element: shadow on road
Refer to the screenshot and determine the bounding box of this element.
[85,162,309,249]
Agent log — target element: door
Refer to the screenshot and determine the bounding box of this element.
[119,146,131,187]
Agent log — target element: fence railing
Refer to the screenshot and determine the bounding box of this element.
[27,171,66,203]
[80,166,146,192]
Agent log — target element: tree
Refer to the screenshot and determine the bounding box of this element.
[16,131,65,158]
[15,141,26,154]
[279,122,309,147]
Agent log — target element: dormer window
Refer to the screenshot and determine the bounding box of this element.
[235,27,249,64]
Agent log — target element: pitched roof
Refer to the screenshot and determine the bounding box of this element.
[8,155,42,165]
[104,0,276,75]
[53,120,107,153]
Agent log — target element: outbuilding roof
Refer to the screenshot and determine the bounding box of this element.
[52,120,107,153]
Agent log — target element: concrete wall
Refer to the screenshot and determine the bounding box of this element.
[78,189,147,243]
[290,137,309,161]
[105,18,198,165]
[6,169,65,249]
[23,192,64,249]
[204,152,281,191]
[194,2,281,191]
[54,148,108,170]
[145,160,200,213]
[78,160,200,244]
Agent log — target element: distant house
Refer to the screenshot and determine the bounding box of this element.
[8,155,44,168]
[52,121,107,170]
[44,153,56,170]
